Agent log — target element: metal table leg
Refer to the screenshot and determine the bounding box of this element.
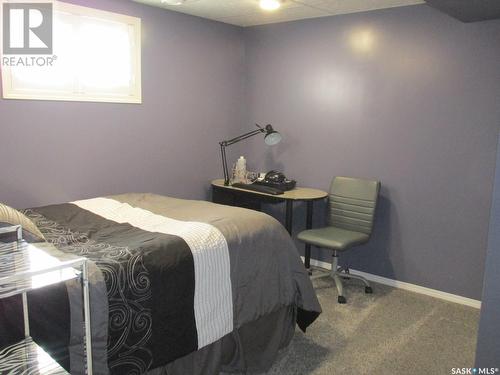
[305,201,313,274]
[22,292,29,338]
[285,200,293,235]
[82,262,93,375]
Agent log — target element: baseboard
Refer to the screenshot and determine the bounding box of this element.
[302,257,482,309]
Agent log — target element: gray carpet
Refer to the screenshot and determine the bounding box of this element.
[263,279,480,375]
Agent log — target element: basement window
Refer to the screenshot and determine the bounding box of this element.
[1,2,142,104]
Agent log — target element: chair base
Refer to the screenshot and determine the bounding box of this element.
[310,251,372,304]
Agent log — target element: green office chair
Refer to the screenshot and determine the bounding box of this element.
[298,177,380,304]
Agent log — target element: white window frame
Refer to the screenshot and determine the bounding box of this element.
[1,1,142,104]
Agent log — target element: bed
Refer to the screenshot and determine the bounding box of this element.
[3,193,321,375]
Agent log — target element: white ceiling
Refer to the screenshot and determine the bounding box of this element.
[133,0,426,27]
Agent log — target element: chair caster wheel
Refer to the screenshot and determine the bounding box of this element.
[338,296,346,304]
[365,286,373,294]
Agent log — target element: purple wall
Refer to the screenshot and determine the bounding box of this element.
[0,0,245,208]
[242,5,500,299]
[1,1,499,300]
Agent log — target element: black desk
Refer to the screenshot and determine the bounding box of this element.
[211,179,328,270]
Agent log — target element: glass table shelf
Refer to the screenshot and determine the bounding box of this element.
[0,241,85,299]
[0,337,68,375]
[0,234,93,374]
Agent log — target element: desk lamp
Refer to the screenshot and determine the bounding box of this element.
[219,124,282,186]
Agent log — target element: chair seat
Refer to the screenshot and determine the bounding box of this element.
[297,226,369,251]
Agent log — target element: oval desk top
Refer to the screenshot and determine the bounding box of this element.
[211,179,328,201]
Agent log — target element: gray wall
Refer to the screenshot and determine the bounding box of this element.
[0,0,245,209]
[242,5,500,299]
[475,134,500,366]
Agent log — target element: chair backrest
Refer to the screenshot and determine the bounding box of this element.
[329,176,380,235]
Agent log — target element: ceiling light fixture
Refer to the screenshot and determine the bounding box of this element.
[260,0,281,11]
[161,0,185,5]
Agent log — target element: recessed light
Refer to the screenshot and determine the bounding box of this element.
[161,0,185,5]
[260,0,281,11]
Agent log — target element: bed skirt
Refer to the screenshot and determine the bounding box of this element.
[147,305,296,375]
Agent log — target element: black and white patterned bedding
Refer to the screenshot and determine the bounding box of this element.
[20,194,321,375]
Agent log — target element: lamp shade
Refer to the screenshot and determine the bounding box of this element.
[264,125,282,146]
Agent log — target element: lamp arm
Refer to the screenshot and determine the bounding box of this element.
[220,143,229,185]
[220,129,264,185]
[220,129,264,147]
[219,124,273,186]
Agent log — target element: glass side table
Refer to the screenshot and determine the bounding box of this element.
[0,225,93,375]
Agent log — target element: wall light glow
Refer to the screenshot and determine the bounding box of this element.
[260,0,281,11]
[349,29,376,54]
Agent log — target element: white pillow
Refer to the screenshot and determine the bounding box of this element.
[0,202,45,242]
